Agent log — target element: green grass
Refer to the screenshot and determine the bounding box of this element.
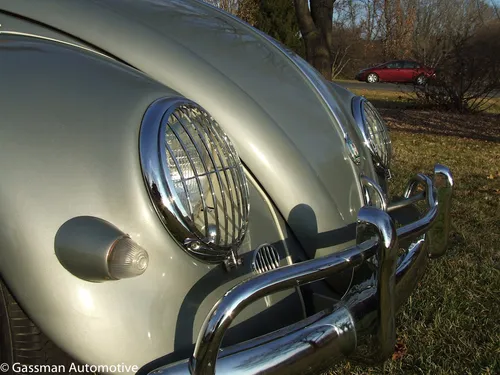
[327,119,500,374]
[352,89,416,107]
[485,99,500,114]
[333,79,362,84]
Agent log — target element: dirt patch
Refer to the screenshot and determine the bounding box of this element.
[380,108,500,142]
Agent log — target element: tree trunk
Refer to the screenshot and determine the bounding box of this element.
[303,31,332,78]
[294,0,335,79]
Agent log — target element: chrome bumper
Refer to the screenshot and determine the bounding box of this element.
[147,164,453,375]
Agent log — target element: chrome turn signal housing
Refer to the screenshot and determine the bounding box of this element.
[55,216,149,282]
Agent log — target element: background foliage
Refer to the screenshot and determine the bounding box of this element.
[205,0,500,112]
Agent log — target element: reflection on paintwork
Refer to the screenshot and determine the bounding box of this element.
[78,288,95,312]
[249,143,270,170]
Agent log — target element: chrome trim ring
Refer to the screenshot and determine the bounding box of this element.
[139,97,250,263]
[352,96,392,173]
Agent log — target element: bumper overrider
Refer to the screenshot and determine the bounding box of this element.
[146,164,453,375]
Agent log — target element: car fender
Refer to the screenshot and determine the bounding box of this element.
[0,34,304,371]
[0,0,376,259]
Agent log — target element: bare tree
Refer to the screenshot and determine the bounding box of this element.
[382,0,417,59]
[359,0,384,41]
[204,0,239,14]
[331,45,351,79]
[411,0,495,67]
[204,0,260,25]
[293,0,336,79]
[328,0,386,77]
[414,20,500,113]
[492,0,500,18]
[330,0,360,78]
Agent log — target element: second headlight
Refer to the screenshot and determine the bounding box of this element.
[352,96,392,172]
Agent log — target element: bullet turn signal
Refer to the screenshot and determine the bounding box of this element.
[55,216,149,282]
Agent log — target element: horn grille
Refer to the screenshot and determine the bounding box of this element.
[252,244,281,274]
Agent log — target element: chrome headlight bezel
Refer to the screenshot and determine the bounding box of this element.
[352,96,392,173]
[139,97,250,264]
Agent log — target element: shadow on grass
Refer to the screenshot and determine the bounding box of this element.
[353,87,500,142]
[378,108,500,143]
[367,99,419,110]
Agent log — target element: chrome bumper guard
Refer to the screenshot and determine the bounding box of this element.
[148,165,453,375]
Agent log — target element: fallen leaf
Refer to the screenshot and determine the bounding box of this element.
[392,338,408,361]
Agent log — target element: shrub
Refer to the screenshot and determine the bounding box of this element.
[413,22,500,113]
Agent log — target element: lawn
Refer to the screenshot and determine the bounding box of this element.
[328,92,500,374]
[351,88,500,114]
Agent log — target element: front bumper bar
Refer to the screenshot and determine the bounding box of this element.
[148,164,453,375]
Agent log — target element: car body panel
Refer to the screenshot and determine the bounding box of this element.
[0,34,305,372]
[0,0,384,259]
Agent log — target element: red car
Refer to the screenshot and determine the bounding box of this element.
[355,60,435,85]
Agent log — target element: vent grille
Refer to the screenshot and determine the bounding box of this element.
[252,244,281,274]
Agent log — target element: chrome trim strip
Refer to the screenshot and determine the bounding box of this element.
[0,30,112,60]
[243,168,290,259]
[147,165,454,375]
[243,167,306,316]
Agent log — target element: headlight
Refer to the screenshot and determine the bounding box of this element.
[352,96,392,172]
[140,98,250,263]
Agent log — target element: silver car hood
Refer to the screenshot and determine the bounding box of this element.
[1,0,373,256]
